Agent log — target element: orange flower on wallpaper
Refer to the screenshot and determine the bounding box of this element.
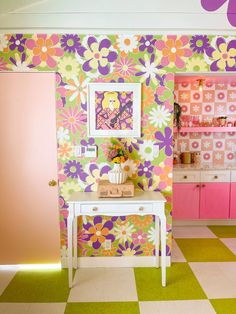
[88,224,109,244]
[142,125,156,140]
[143,242,154,256]
[131,215,153,228]
[58,142,73,160]
[102,247,116,256]
[142,85,154,108]
[159,165,172,186]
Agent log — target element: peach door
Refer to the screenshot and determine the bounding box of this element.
[0,72,60,264]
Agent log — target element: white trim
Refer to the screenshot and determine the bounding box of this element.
[61,256,171,268]
[173,220,236,226]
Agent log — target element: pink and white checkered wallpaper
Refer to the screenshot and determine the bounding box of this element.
[174,81,236,164]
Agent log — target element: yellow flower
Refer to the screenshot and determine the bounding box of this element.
[186,56,208,72]
[212,43,236,70]
[112,157,121,163]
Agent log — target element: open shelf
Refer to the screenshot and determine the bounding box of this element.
[174,127,236,133]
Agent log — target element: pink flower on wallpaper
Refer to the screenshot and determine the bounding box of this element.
[201,0,236,27]
[59,107,87,134]
[132,230,147,245]
[0,57,8,70]
[26,34,63,68]
[155,36,192,69]
[114,56,136,77]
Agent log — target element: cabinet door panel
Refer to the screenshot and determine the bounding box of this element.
[173,183,200,219]
[200,183,230,219]
[230,183,236,219]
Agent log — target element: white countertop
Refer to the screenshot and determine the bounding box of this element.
[173,163,236,171]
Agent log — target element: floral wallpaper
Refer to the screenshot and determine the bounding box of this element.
[0,34,236,261]
[174,80,236,164]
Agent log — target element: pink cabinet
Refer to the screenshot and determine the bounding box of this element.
[230,183,236,219]
[200,183,230,219]
[173,183,200,219]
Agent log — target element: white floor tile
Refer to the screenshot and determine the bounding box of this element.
[0,303,31,314]
[139,300,216,314]
[0,303,66,314]
[190,262,236,299]
[0,270,17,296]
[220,238,236,255]
[173,226,217,238]
[27,303,66,314]
[171,239,186,262]
[68,267,138,302]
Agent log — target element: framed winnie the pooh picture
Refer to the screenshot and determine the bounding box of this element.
[87,83,141,137]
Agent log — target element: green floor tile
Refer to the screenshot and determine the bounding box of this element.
[210,299,236,314]
[208,226,236,238]
[0,270,70,302]
[65,302,140,314]
[175,238,236,262]
[134,263,206,301]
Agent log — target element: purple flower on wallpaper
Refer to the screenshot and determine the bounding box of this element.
[139,35,156,54]
[206,37,236,71]
[155,127,172,156]
[9,34,26,52]
[117,241,143,256]
[109,77,125,83]
[138,178,159,192]
[9,52,34,70]
[77,36,118,76]
[190,35,210,54]
[64,160,88,181]
[59,195,69,209]
[111,216,126,222]
[84,216,115,249]
[201,0,236,27]
[60,34,81,53]
[138,161,154,178]
[80,137,95,146]
[84,163,111,192]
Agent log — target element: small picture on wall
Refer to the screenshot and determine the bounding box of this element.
[87,83,141,137]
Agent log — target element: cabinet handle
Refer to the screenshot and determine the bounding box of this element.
[92,207,98,212]
[139,206,144,211]
[214,175,218,179]
[202,184,206,188]
[196,184,200,188]
[184,175,187,179]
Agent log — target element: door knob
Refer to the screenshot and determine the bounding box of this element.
[48,179,57,187]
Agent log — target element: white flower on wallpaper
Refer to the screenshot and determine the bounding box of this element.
[215,152,223,161]
[204,92,213,101]
[113,222,135,244]
[58,56,80,80]
[180,92,189,101]
[149,106,171,128]
[229,92,236,100]
[121,159,137,178]
[60,181,82,201]
[117,35,138,53]
[203,140,211,149]
[0,34,8,51]
[139,140,159,161]
[216,104,225,114]
[57,127,70,144]
[147,227,155,244]
[192,104,200,113]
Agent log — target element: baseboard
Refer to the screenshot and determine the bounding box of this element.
[173,220,236,226]
[61,256,171,268]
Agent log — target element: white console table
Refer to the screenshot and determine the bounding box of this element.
[67,191,167,287]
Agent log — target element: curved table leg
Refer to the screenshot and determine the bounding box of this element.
[67,209,74,288]
[160,213,166,287]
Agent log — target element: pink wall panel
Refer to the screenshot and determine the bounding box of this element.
[0,73,60,264]
[230,183,236,219]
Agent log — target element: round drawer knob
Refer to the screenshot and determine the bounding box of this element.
[214,175,218,179]
[139,206,144,211]
[184,175,187,179]
[92,207,98,212]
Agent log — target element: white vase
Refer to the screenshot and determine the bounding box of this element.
[108,163,127,184]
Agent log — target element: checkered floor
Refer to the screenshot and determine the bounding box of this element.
[1,226,236,314]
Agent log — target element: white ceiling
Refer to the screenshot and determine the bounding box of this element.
[0,0,234,34]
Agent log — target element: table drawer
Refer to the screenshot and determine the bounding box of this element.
[173,171,200,183]
[80,203,153,214]
[201,170,230,183]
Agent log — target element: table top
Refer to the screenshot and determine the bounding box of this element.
[68,191,166,203]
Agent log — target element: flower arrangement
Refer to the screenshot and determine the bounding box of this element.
[106,139,128,164]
